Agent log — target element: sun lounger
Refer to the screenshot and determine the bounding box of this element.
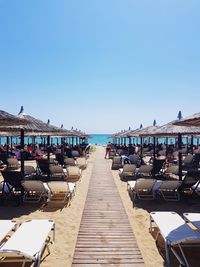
[65,166,81,182]
[64,158,76,167]
[21,180,50,203]
[150,211,200,267]
[76,157,87,170]
[183,213,200,230]
[119,164,136,180]
[111,156,122,170]
[127,178,159,201]
[157,180,182,201]
[0,219,55,267]
[0,220,16,245]
[47,181,75,203]
[136,164,153,177]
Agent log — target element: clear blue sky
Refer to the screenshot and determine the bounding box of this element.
[0,0,200,133]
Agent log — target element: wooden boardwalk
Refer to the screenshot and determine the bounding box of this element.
[72,149,145,266]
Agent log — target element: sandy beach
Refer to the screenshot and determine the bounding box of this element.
[1,146,200,266]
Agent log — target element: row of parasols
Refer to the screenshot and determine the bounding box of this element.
[111,111,200,180]
[0,106,89,175]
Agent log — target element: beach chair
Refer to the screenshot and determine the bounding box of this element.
[129,154,141,167]
[183,213,200,230]
[0,219,55,267]
[71,150,80,158]
[64,158,76,167]
[76,157,87,170]
[65,166,81,183]
[119,164,136,180]
[0,220,16,245]
[127,178,158,201]
[136,164,153,177]
[1,170,24,196]
[47,181,75,203]
[150,211,200,267]
[21,180,50,203]
[6,158,20,170]
[157,180,182,201]
[111,156,122,170]
[49,165,66,181]
[163,165,179,179]
[182,154,195,171]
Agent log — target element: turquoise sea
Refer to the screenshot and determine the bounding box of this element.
[88,134,111,146]
[0,134,112,146]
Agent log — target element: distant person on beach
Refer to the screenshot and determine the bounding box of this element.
[105,142,112,159]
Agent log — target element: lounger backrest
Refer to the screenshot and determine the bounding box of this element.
[76,158,86,166]
[48,181,70,193]
[183,154,193,166]
[24,166,36,176]
[66,166,80,176]
[64,158,76,166]
[112,157,121,164]
[49,165,64,175]
[71,150,80,158]
[135,179,156,191]
[165,165,179,175]
[123,164,136,173]
[6,158,20,170]
[138,165,153,175]
[129,154,140,165]
[159,180,182,190]
[21,180,46,192]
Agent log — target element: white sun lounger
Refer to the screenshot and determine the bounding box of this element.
[0,219,55,267]
[183,213,200,230]
[47,181,76,203]
[0,220,16,245]
[150,211,200,267]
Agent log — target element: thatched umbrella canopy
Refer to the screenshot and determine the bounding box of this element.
[127,124,143,138]
[148,120,200,137]
[0,110,28,127]
[173,112,200,127]
[139,120,159,137]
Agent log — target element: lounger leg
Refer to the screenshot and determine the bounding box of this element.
[179,244,190,267]
[171,246,187,267]
[165,242,171,267]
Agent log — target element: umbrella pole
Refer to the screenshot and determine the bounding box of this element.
[153,136,156,178]
[6,136,9,157]
[20,128,25,176]
[191,135,193,155]
[178,133,182,181]
[47,135,50,179]
[140,137,143,156]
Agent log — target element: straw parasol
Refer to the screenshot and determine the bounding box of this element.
[0,110,28,127]
[173,112,200,127]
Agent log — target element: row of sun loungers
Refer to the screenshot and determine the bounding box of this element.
[127,179,182,201]
[0,219,55,267]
